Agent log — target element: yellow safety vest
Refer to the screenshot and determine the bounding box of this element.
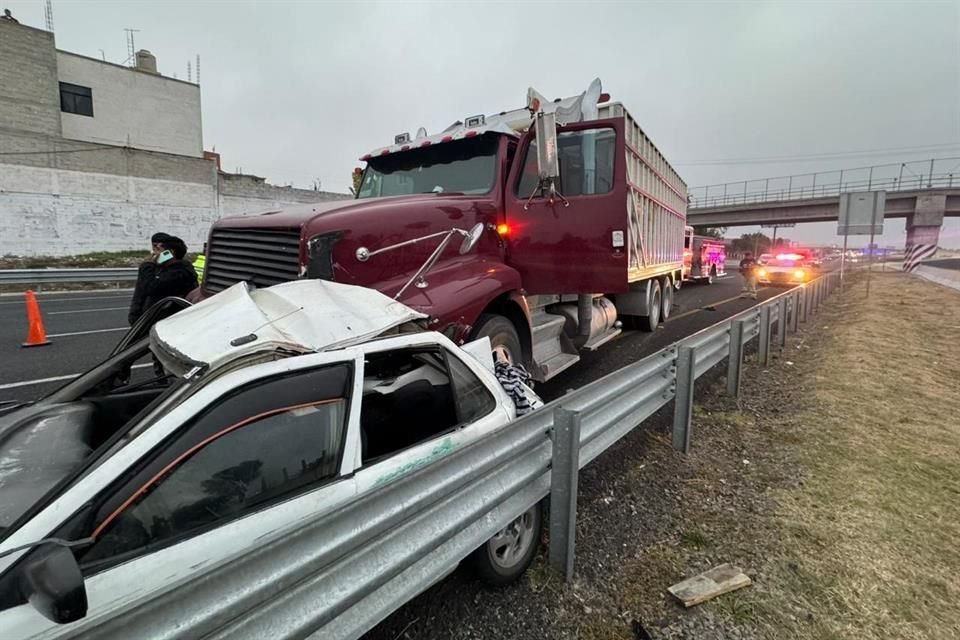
[193,254,206,281]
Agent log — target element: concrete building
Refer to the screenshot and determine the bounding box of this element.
[0,20,347,256]
[56,50,203,157]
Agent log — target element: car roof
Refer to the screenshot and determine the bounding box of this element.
[151,280,427,377]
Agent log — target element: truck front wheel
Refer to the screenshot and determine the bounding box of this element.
[471,314,522,365]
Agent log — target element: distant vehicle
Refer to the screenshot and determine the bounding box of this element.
[0,281,544,634]
[758,253,773,265]
[757,252,813,286]
[682,226,726,284]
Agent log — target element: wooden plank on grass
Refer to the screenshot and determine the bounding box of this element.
[667,563,752,607]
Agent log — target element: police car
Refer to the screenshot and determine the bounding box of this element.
[756,252,812,286]
[0,280,542,636]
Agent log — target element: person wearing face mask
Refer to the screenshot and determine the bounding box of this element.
[128,235,198,325]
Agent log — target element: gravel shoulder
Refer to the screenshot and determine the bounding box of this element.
[366,271,960,640]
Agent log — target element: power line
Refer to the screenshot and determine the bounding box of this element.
[0,145,122,157]
[677,142,960,166]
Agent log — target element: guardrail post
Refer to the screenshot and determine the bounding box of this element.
[778,296,788,349]
[726,319,746,397]
[800,286,809,324]
[758,305,772,366]
[790,289,803,333]
[550,408,581,581]
[672,346,696,453]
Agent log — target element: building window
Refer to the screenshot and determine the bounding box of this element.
[59,82,94,117]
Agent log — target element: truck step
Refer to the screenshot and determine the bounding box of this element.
[529,311,579,382]
[582,326,621,351]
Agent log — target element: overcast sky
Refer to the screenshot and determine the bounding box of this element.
[7,0,960,247]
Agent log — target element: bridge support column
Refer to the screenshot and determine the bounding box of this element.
[904,194,944,270]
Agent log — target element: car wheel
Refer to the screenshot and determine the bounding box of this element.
[471,314,522,365]
[638,279,661,331]
[471,503,542,585]
[660,276,673,321]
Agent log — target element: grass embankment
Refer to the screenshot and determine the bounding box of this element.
[0,250,146,269]
[574,272,960,639]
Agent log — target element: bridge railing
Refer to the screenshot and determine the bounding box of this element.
[689,156,960,209]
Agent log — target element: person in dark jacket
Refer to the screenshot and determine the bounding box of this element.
[739,252,758,299]
[128,236,198,325]
[128,232,172,325]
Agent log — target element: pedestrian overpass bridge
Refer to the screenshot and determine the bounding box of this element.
[687,157,960,249]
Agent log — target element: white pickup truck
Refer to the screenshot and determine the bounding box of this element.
[0,280,542,635]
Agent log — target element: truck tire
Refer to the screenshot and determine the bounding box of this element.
[471,314,522,365]
[638,279,662,331]
[470,503,542,585]
[661,276,674,321]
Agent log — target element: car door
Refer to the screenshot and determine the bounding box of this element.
[351,334,514,495]
[0,351,363,637]
[504,118,629,294]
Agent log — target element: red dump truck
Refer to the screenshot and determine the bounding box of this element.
[201,79,687,381]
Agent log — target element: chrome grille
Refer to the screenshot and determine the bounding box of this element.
[205,228,301,293]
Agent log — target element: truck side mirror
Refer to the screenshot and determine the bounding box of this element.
[19,543,88,624]
[459,223,484,255]
[534,111,560,181]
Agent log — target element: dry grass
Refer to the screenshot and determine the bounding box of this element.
[748,273,960,639]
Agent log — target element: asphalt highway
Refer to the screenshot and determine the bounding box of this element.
[0,274,787,405]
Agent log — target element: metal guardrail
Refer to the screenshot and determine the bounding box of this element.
[64,273,840,640]
[689,156,960,209]
[0,268,137,286]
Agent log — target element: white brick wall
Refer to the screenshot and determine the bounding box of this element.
[0,163,217,255]
[0,163,350,256]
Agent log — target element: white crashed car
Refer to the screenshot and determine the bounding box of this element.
[0,280,542,635]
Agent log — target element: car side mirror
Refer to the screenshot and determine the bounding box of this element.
[459,223,485,255]
[19,543,88,624]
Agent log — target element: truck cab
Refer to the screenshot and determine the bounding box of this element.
[202,80,687,382]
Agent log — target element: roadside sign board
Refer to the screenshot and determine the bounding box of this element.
[838,191,885,235]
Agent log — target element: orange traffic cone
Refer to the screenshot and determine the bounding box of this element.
[22,290,51,348]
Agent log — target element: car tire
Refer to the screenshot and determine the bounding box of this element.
[660,276,673,322]
[471,314,522,365]
[638,279,662,331]
[471,503,542,585]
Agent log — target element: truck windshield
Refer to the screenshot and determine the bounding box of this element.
[358,135,498,198]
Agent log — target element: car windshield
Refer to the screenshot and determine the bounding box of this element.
[357,135,498,198]
[0,340,181,536]
[766,257,808,267]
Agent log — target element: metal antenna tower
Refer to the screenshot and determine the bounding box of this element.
[124,28,140,66]
[195,55,201,84]
[187,60,192,83]
[44,0,54,32]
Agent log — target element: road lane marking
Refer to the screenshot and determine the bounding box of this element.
[671,290,767,321]
[0,363,152,391]
[48,306,128,315]
[47,327,127,338]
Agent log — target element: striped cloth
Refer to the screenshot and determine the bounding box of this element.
[903,244,937,272]
[494,361,542,417]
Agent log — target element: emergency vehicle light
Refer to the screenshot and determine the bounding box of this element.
[776,253,804,261]
[465,114,485,128]
[394,132,411,145]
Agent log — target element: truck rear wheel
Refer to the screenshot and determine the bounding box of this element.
[661,276,674,321]
[471,314,521,365]
[638,279,662,331]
